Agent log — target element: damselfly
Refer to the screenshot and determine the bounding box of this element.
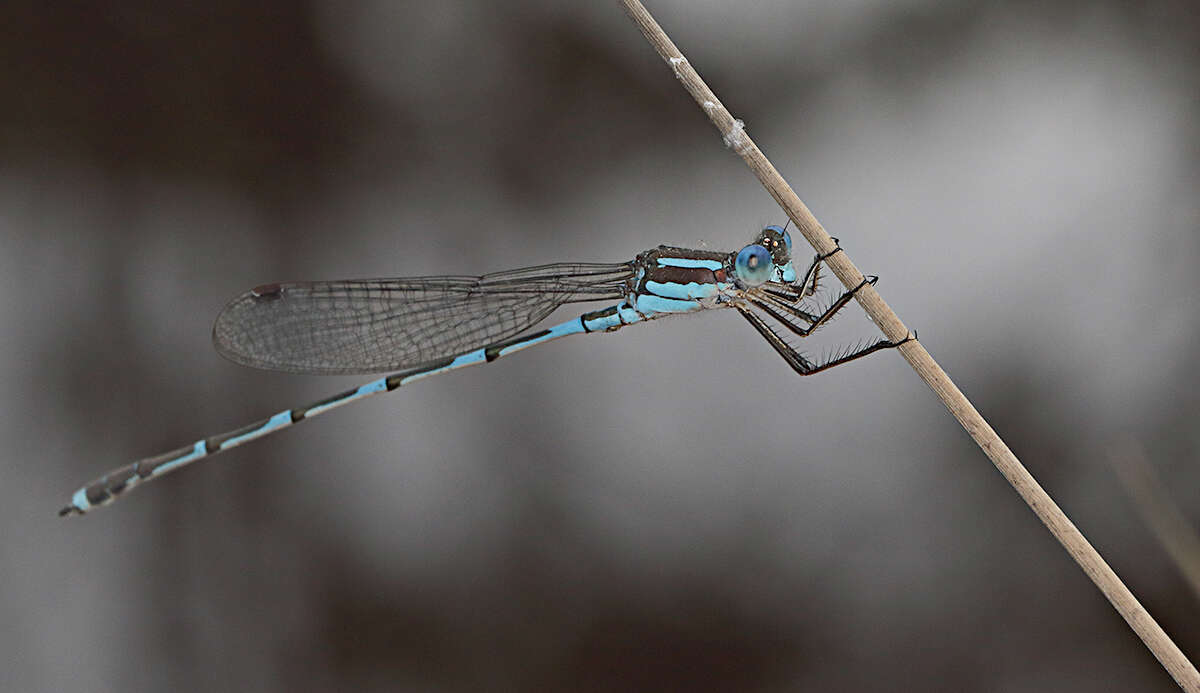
[61,225,907,516]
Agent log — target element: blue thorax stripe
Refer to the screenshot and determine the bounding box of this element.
[656,257,724,271]
[645,280,723,300]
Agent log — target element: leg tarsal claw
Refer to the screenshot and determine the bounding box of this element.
[850,275,877,294]
[817,242,842,263]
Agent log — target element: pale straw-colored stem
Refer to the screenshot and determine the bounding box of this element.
[618,1,1199,689]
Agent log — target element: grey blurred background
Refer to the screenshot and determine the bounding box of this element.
[4,1,1198,691]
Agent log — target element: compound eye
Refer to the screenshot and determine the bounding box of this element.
[734,244,773,286]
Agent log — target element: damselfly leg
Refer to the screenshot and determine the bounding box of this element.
[739,271,912,376]
[790,236,840,298]
[737,304,912,376]
[751,275,876,338]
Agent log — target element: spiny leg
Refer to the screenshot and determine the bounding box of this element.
[754,290,820,324]
[751,274,877,338]
[759,236,844,315]
[736,304,912,376]
[788,236,841,298]
[756,284,819,318]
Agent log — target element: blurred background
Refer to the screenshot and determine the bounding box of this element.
[4,1,1198,690]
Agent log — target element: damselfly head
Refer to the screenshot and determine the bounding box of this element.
[748,225,798,284]
[756,225,792,266]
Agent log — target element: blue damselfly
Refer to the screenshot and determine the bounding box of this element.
[61,225,906,515]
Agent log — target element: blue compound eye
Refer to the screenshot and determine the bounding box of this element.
[734,244,773,286]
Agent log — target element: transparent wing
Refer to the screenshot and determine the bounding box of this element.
[212,262,634,374]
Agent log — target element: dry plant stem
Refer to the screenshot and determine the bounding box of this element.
[618,1,1200,690]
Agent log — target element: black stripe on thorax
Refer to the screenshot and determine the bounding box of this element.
[643,265,720,286]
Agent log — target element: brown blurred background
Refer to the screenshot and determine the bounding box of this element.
[6,1,1199,691]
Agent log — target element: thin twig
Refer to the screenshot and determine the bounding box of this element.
[617,1,1200,690]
